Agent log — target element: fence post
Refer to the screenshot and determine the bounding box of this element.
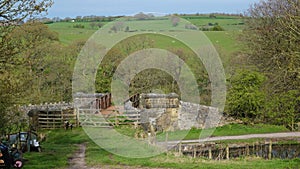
[268,141,272,160]
[246,144,250,156]
[193,145,197,158]
[208,147,212,160]
[179,142,182,156]
[165,132,169,150]
[226,146,230,160]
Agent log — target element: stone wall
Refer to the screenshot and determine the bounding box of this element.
[73,93,111,109]
[139,93,179,109]
[137,93,223,131]
[178,101,221,130]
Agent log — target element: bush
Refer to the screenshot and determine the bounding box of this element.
[73,24,85,29]
[210,25,224,31]
[226,70,266,123]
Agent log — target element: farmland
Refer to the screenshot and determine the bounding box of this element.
[47,14,245,75]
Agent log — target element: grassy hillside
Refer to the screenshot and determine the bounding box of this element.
[47,15,244,76]
[47,22,96,44]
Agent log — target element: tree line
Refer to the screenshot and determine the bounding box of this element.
[226,0,299,130]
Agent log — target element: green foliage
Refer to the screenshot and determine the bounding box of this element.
[244,0,300,94]
[211,25,225,31]
[95,34,211,104]
[241,0,300,128]
[73,24,85,28]
[226,70,266,123]
[0,22,84,135]
[3,22,77,104]
[265,90,300,130]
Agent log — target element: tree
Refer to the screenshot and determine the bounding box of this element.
[242,0,300,128]
[226,70,266,123]
[170,15,180,27]
[90,22,97,29]
[265,90,300,130]
[243,0,300,94]
[209,13,216,18]
[0,0,53,136]
[0,0,53,25]
[134,12,150,20]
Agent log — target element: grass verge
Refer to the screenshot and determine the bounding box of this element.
[23,124,298,169]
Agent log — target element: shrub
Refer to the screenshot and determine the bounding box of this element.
[211,25,224,31]
[73,24,85,29]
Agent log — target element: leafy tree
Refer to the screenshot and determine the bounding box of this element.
[265,90,300,130]
[209,13,217,18]
[226,70,266,123]
[242,0,299,128]
[0,0,53,136]
[95,34,211,104]
[244,0,300,94]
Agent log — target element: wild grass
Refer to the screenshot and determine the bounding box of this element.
[22,125,298,169]
[118,123,289,142]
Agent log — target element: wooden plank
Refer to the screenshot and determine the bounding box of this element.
[39,121,62,124]
[38,117,62,120]
[39,114,63,117]
[78,109,101,111]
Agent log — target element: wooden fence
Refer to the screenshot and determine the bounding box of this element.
[38,108,77,129]
[77,108,141,128]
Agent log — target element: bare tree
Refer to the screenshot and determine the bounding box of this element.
[170,15,180,27]
[0,0,53,25]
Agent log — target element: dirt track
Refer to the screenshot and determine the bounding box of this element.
[67,144,166,169]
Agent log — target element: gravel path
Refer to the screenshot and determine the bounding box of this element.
[164,132,300,145]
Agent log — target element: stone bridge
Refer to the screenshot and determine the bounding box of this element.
[24,93,223,131]
[125,93,222,131]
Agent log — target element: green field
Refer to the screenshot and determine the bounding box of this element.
[22,126,299,169]
[47,22,96,44]
[182,15,245,31]
[47,15,244,76]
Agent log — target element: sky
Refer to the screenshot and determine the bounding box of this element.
[46,0,261,18]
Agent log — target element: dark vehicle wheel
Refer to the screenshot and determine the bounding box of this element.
[10,149,23,169]
[0,143,11,169]
[13,160,22,168]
